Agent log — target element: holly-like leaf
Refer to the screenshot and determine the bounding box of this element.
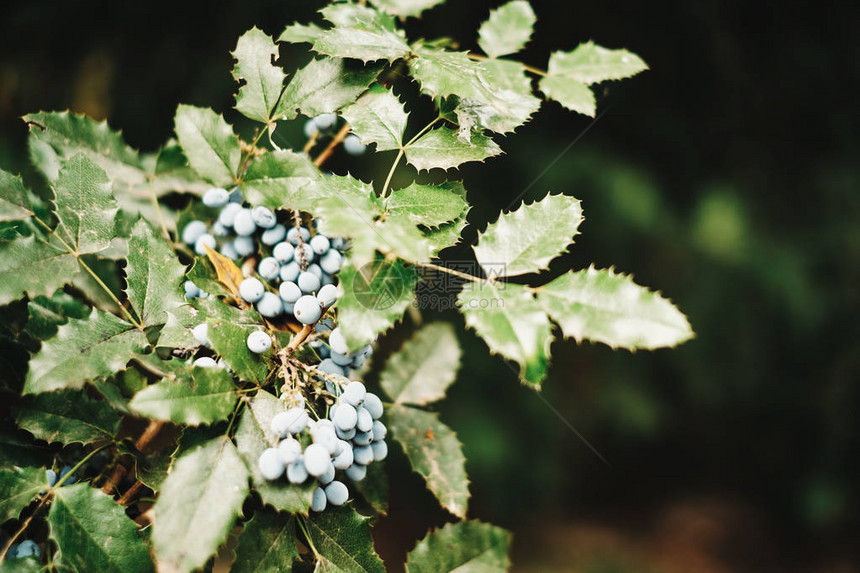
[128,367,237,426]
[380,322,461,405]
[15,390,120,445]
[0,170,33,221]
[404,127,502,171]
[23,309,148,394]
[208,320,268,384]
[232,27,288,123]
[387,405,469,518]
[278,22,325,44]
[406,520,512,572]
[385,181,468,228]
[306,506,386,573]
[0,235,78,306]
[547,41,648,85]
[312,5,410,63]
[473,193,582,277]
[174,104,241,186]
[352,462,388,516]
[477,0,536,59]
[336,259,417,350]
[158,296,261,350]
[241,150,321,211]
[341,85,409,151]
[232,511,299,573]
[234,390,315,514]
[49,483,154,573]
[458,281,550,387]
[368,0,446,18]
[0,466,48,524]
[276,57,382,120]
[125,219,186,326]
[536,266,694,350]
[539,74,595,116]
[153,437,249,573]
[52,153,117,254]
[424,216,467,255]
[25,291,89,340]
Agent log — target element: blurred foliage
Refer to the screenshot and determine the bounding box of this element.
[1,0,857,570]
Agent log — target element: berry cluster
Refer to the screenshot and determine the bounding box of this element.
[304,113,367,156]
[257,380,386,512]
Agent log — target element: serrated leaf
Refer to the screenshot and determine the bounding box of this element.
[93,366,149,414]
[312,5,410,63]
[406,520,511,572]
[157,296,262,350]
[52,153,117,254]
[341,85,408,151]
[336,259,417,349]
[204,244,248,307]
[536,266,694,350]
[539,74,595,116]
[232,511,299,573]
[25,291,89,340]
[547,42,648,85]
[0,235,78,305]
[125,219,186,326]
[0,557,41,573]
[478,0,536,58]
[49,483,154,573]
[15,390,120,445]
[23,309,148,394]
[352,462,388,516]
[385,181,468,228]
[232,27,288,123]
[405,127,501,171]
[276,57,382,120]
[387,405,469,518]
[153,437,249,573]
[424,215,467,255]
[368,0,446,17]
[207,320,268,384]
[458,281,550,387]
[240,150,321,210]
[0,466,47,524]
[174,104,241,186]
[307,506,386,573]
[380,323,461,405]
[128,367,237,426]
[0,170,33,221]
[473,193,582,276]
[278,22,325,44]
[235,390,315,513]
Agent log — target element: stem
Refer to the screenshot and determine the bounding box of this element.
[466,52,547,76]
[55,442,113,489]
[297,515,321,559]
[405,116,442,147]
[0,495,51,561]
[416,261,486,283]
[134,420,164,452]
[237,128,268,179]
[313,123,351,168]
[148,182,171,241]
[116,480,145,506]
[224,398,245,437]
[380,148,404,199]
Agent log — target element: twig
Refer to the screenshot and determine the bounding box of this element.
[117,480,145,506]
[313,123,351,168]
[0,495,50,561]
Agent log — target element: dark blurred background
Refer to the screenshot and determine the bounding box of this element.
[2,1,858,571]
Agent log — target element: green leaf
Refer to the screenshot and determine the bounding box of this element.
[125,219,186,326]
[385,181,468,228]
[276,57,382,120]
[240,150,321,211]
[538,74,595,116]
[52,153,117,254]
[424,216,467,255]
[406,520,511,572]
[368,0,446,18]
[23,309,148,394]
[128,367,237,426]
[536,266,694,350]
[153,437,249,573]
[232,27,288,123]
[312,5,410,63]
[380,322,461,405]
[473,193,582,277]
[49,483,154,573]
[458,282,550,387]
[234,390,315,514]
[157,295,261,350]
[0,170,33,221]
[405,127,501,171]
[341,85,409,151]
[0,235,78,305]
[0,557,41,573]
[15,390,120,445]
[0,466,47,524]
[93,367,149,414]
[352,462,388,516]
[387,405,469,518]
[232,511,299,573]
[307,506,386,573]
[207,320,269,384]
[25,291,89,340]
[336,259,417,350]
[278,22,325,44]
[174,104,241,186]
[477,0,536,58]
[546,41,648,85]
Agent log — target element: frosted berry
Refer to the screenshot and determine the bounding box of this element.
[246,330,272,354]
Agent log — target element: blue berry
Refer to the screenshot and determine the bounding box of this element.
[316,284,338,307]
[271,407,308,437]
[372,420,387,441]
[234,235,256,256]
[280,261,300,283]
[46,469,57,487]
[371,440,388,462]
[304,119,320,138]
[251,206,277,229]
[218,202,242,227]
[332,442,354,470]
[278,438,302,464]
[287,226,310,245]
[311,487,327,512]
[332,403,357,431]
[246,330,272,354]
[324,480,349,506]
[273,242,294,262]
[352,430,373,446]
[202,187,230,208]
[294,295,322,325]
[279,281,302,304]
[192,323,210,347]
[319,249,343,274]
[184,280,201,298]
[356,406,373,432]
[318,462,336,485]
[15,540,39,559]
[331,351,353,367]
[363,393,384,419]
[307,263,323,278]
[319,358,346,377]
[212,221,230,237]
[287,459,308,484]
[310,234,330,255]
[182,220,208,245]
[335,425,356,441]
[259,448,286,480]
[193,357,218,368]
[258,257,280,280]
[353,444,373,466]
[220,241,239,260]
[233,209,257,236]
[344,134,366,155]
[298,271,321,294]
[303,444,331,477]
[344,463,366,482]
[229,188,244,203]
[313,113,337,130]
[239,278,265,303]
[194,233,217,255]
[261,224,286,245]
[329,328,349,355]
[343,381,367,407]
[296,243,315,264]
[311,424,339,455]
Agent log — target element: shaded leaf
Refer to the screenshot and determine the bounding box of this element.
[278,22,325,45]
[424,216,467,255]
[341,85,409,151]
[307,505,385,573]
[128,367,237,426]
[241,150,321,211]
[25,291,89,340]
[232,511,299,573]
[477,0,536,59]
[0,170,33,221]
[406,520,511,572]
[207,319,268,384]
[276,57,382,120]
[404,127,502,171]
[232,27,288,122]
[0,466,47,524]
[547,41,648,85]
[385,181,468,228]
[52,153,117,254]
[125,219,186,326]
[0,235,78,305]
[15,390,120,445]
[380,322,461,405]
[352,462,388,516]
[174,104,241,186]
